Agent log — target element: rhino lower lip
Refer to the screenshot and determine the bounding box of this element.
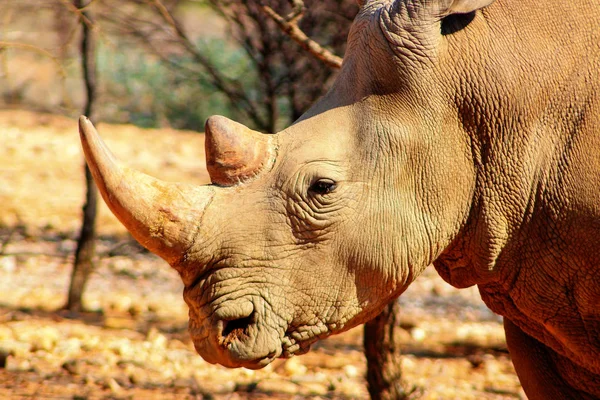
[281,332,315,357]
[235,353,279,370]
[222,342,280,369]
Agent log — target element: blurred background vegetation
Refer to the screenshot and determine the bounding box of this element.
[0,0,358,132]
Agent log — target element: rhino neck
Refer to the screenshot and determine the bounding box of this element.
[433,195,513,289]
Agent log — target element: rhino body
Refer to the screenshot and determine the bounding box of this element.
[79,0,600,398]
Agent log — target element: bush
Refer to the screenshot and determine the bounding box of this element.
[98,38,255,131]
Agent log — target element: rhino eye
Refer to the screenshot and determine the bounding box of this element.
[308,179,337,195]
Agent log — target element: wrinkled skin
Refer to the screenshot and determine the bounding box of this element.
[80,0,600,398]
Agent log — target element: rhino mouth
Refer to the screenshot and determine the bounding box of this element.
[281,332,316,358]
[184,264,339,368]
[187,290,327,368]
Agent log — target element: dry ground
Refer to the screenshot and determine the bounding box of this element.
[0,110,524,399]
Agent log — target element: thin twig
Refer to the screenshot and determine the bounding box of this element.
[261,3,343,70]
[57,0,96,29]
[286,0,306,23]
[58,0,118,53]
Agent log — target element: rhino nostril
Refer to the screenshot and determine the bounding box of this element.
[215,302,256,347]
[221,314,254,342]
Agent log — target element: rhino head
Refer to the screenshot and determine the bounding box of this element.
[80,0,495,369]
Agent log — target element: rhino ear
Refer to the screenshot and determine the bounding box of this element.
[443,0,496,15]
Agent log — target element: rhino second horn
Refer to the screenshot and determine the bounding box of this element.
[204,116,275,186]
[78,116,214,265]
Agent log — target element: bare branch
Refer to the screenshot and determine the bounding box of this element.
[144,0,270,130]
[261,3,343,70]
[0,41,68,80]
[57,0,96,29]
[286,0,305,23]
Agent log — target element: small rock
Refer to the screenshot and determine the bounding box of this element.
[411,327,426,342]
[343,364,359,378]
[172,377,193,388]
[401,355,417,371]
[467,353,485,369]
[128,303,144,317]
[159,366,176,383]
[55,338,81,358]
[83,374,95,385]
[58,240,76,253]
[62,360,82,375]
[148,351,166,366]
[283,357,307,376]
[335,379,366,398]
[193,373,236,394]
[85,299,103,313]
[0,256,16,273]
[109,295,133,313]
[1,340,31,358]
[13,359,31,371]
[146,327,167,349]
[80,335,100,351]
[298,381,330,396]
[106,377,122,394]
[0,326,13,341]
[484,357,502,377]
[109,338,135,359]
[292,371,328,384]
[28,327,61,350]
[127,367,149,385]
[255,379,299,395]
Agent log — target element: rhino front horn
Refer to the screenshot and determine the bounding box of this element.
[204,116,275,186]
[78,116,214,265]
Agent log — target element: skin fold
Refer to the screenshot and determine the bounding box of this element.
[79,0,600,397]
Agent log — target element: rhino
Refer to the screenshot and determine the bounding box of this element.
[78,0,600,398]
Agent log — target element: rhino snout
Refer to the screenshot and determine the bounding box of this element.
[191,298,286,369]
